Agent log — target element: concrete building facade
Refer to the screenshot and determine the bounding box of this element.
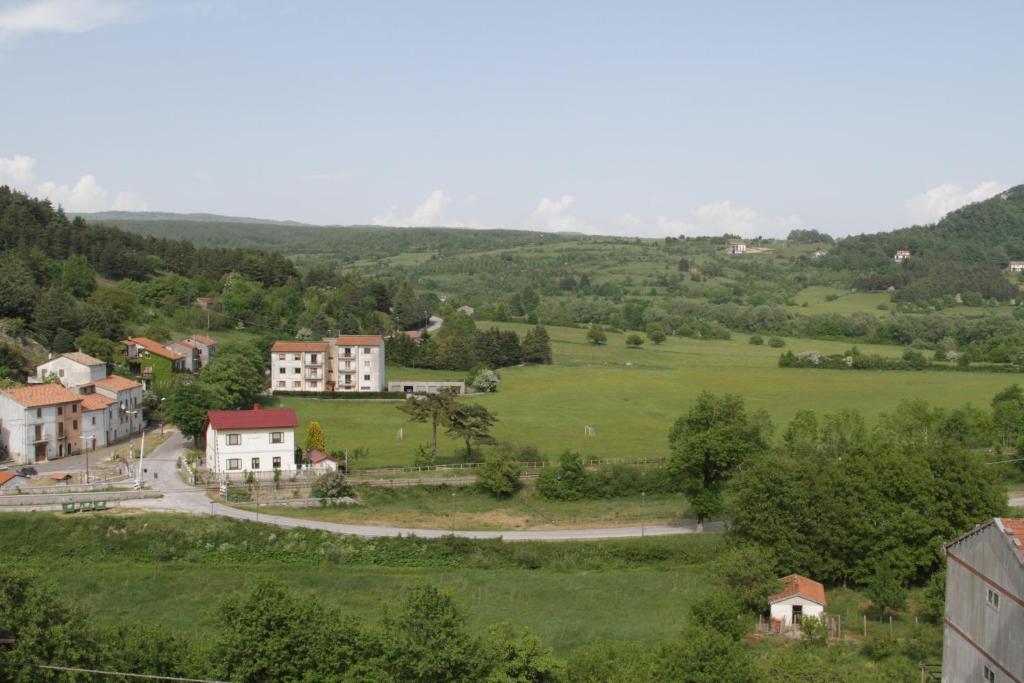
[205,407,298,478]
[269,336,385,394]
[942,518,1024,683]
[0,385,84,464]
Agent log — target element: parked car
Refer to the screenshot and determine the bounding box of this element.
[17,467,37,477]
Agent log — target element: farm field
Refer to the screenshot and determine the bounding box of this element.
[274,322,1019,469]
[790,286,890,314]
[259,485,688,531]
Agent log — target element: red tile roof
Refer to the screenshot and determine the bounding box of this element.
[0,472,21,486]
[93,375,142,392]
[768,574,826,606]
[402,330,423,339]
[307,450,336,464]
[207,408,298,430]
[187,335,217,346]
[1001,518,1024,560]
[2,384,82,408]
[121,337,183,361]
[169,340,197,350]
[80,393,117,411]
[336,335,384,345]
[271,341,329,353]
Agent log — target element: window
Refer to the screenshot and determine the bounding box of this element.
[293,368,301,374]
[987,588,1001,610]
[227,458,241,471]
[270,432,283,444]
[91,417,96,425]
[278,367,286,374]
[72,420,77,430]
[57,406,63,416]
[293,354,301,361]
[36,408,41,418]
[277,381,285,387]
[292,381,301,388]
[310,354,318,363]
[273,457,281,468]
[58,369,64,377]
[363,347,372,353]
[71,404,77,413]
[227,434,241,446]
[278,353,285,360]
[984,664,996,682]
[251,458,260,470]
[363,374,371,381]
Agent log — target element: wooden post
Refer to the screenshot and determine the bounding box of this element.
[863,614,867,637]
[889,615,893,637]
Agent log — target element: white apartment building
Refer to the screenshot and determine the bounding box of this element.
[90,375,145,443]
[205,407,298,478]
[0,385,84,464]
[166,340,202,373]
[270,341,330,392]
[34,352,107,387]
[895,249,912,262]
[332,335,385,392]
[269,336,385,393]
[183,335,218,367]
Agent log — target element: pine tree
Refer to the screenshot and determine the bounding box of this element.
[521,325,553,364]
[304,421,327,453]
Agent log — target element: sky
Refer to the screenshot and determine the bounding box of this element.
[0,0,1022,238]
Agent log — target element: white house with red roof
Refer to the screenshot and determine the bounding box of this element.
[942,518,1024,682]
[205,407,298,477]
[307,449,338,474]
[0,385,84,464]
[768,574,826,628]
[166,339,202,373]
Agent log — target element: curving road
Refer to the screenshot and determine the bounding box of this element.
[129,430,723,540]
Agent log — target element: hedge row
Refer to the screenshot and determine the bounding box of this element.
[271,390,407,400]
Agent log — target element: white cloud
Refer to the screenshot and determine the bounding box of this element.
[619,200,803,238]
[0,0,125,41]
[1,153,148,212]
[905,180,1006,224]
[373,190,484,228]
[530,195,591,232]
[0,154,36,184]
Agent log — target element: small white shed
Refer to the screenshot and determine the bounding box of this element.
[768,574,826,628]
[308,450,338,474]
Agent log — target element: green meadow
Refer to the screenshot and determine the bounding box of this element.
[273,322,1017,469]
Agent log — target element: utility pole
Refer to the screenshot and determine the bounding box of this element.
[641,491,646,537]
[132,411,146,489]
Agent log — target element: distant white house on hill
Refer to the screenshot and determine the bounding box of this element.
[727,240,747,255]
[768,574,826,628]
[457,305,475,317]
[813,249,828,259]
[33,352,107,387]
[1010,260,1024,273]
[894,249,911,262]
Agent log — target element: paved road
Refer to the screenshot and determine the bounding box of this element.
[1010,496,1024,507]
[126,430,723,540]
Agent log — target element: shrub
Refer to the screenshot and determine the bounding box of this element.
[625,333,644,348]
[226,488,251,502]
[311,471,353,499]
[470,368,501,393]
[748,335,764,345]
[768,337,785,348]
[476,452,522,497]
[824,293,839,302]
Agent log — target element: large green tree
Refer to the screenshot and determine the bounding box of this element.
[164,382,223,444]
[446,403,497,458]
[398,389,458,463]
[668,392,770,531]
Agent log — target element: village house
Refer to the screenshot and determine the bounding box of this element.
[813,249,828,259]
[307,450,338,474]
[457,305,475,317]
[195,296,213,310]
[33,352,108,387]
[768,574,826,629]
[269,336,386,394]
[0,384,83,464]
[120,336,187,388]
[387,380,467,395]
[0,471,27,490]
[894,249,912,262]
[205,407,298,477]
[88,375,145,445]
[1009,261,1024,273]
[166,339,202,373]
[942,517,1024,682]
[727,240,747,255]
[182,335,218,367]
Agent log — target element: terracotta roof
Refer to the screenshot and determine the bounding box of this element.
[169,340,197,350]
[1001,518,1024,560]
[121,337,183,361]
[768,574,826,606]
[80,393,117,411]
[0,472,21,485]
[271,341,329,353]
[207,408,298,430]
[307,450,336,464]
[58,351,105,367]
[94,375,142,392]
[336,335,384,345]
[402,330,422,339]
[1,384,82,408]
[188,335,217,346]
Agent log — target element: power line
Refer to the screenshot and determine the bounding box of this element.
[37,664,228,682]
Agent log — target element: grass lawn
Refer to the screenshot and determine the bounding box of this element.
[272,323,1019,469]
[790,286,890,314]
[260,485,689,531]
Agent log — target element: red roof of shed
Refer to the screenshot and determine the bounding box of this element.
[207,408,298,430]
[768,574,826,606]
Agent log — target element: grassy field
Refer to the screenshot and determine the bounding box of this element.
[260,485,688,531]
[790,286,890,314]
[272,322,1019,469]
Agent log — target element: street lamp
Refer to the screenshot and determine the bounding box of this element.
[130,410,145,488]
[85,435,96,484]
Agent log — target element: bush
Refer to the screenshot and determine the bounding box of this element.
[625,333,644,348]
[225,488,251,502]
[310,471,353,499]
[470,367,501,393]
[768,337,785,348]
[824,293,839,301]
[748,335,764,345]
[476,452,522,497]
